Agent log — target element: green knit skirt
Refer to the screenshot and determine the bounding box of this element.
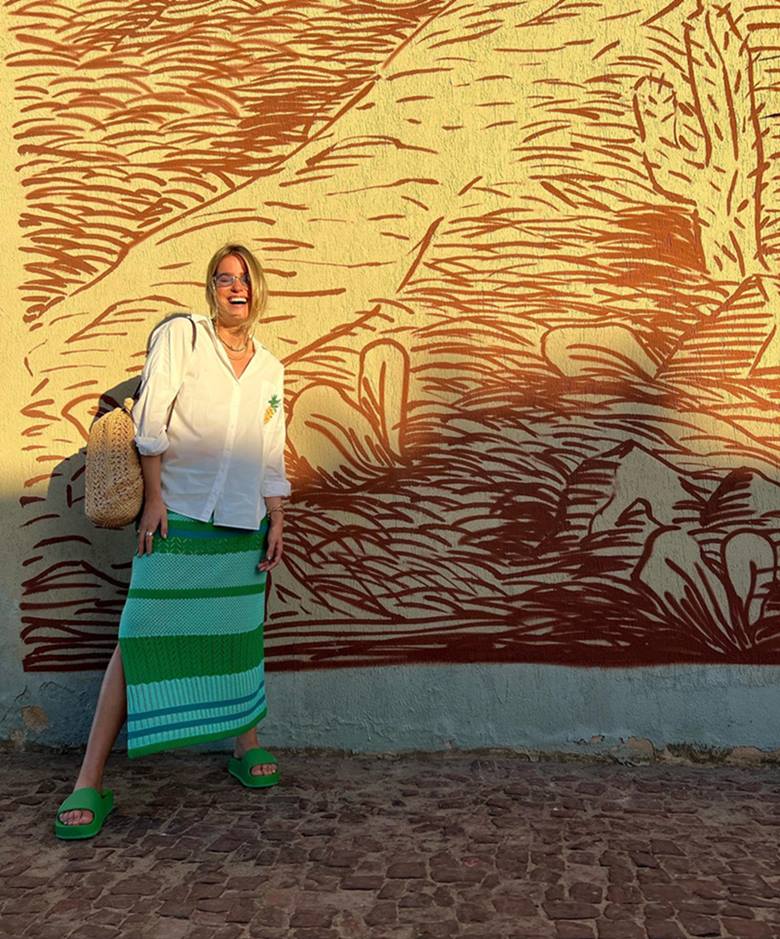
[118,511,270,758]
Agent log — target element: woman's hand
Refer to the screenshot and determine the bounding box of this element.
[258,518,283,572]
[137,498,168,556]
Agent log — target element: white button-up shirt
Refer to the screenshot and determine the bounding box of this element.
[132,313,291,530]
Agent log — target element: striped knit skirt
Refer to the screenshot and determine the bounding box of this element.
[118,511,270,758]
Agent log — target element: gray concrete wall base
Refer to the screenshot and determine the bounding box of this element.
[2,662,779,759]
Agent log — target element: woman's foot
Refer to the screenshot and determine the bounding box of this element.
[234,730,277,778]
[57,776,103,827]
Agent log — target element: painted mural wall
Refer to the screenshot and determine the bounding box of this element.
[8,0,780,677]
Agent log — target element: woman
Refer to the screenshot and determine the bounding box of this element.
[54,243,291,839]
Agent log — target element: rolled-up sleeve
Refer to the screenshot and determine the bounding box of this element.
[262,367,292,498]
[132,317,192,456]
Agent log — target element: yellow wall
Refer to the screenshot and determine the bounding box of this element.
[6,0,780,678]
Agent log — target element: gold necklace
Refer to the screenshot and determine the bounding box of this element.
[216,328,249,353]
[227,343,250,360]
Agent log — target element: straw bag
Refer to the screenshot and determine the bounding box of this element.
[84,314,197,529]
[84,398,144,528]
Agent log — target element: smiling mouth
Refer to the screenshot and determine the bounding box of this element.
[228,298,247,305]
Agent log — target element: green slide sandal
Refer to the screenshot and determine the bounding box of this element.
[228,747,280,788]
[54,787,114,840]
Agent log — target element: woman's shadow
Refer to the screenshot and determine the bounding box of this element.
[19,314,196,673]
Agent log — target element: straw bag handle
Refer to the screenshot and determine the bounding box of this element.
[133,313,198,403]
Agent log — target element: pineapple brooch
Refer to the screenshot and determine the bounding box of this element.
[264,394,281,424]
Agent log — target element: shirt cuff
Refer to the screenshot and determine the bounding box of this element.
[135,430,169,456]
[262,480,291,498]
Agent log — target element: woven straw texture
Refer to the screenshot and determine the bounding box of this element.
[85,397,143,528]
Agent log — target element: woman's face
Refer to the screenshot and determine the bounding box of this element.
[213,254,252,326]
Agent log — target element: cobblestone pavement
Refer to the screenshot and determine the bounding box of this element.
[2,750,780,939]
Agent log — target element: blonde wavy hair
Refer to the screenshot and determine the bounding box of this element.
[204,243,268,332]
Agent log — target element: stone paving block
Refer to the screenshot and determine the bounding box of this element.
[195,896,232,913]
[502,929,550,938]
[568,852,598,865]
[290,909,337,928]
[1,895,49,914]
[399,907,457,928]
[7,874,48,889]
[379,881,406,899]
[596,921,645,938]
[645,922,686,939]
[432,886,455,908]
[387,862,426,879]
[252,905,288,928]
[226,899,257,923]
[190,882,225,900]
[158,899,196,919]
[651,839,685,856]
[679,896,722,915]
[679,912,725,935]
[645,903,676,919]
[192,908,230,926]
[544,900,601,920]
[455,901,491,922]
[341,874,384,890]
[0,917,27,937]
[429,865,484,884]
[188,928,225,939]
[211,927,242,939]
[85,908,125,928]
[143,919,192,939]
[555,924,597,939]
[304,871,341,889]
[606,885,641,904]
[68,926,121,939]
[491,895,537,916]
[111,875,161,896]
[398,892,434,909]
[22,926,68,939]
[89,894,135,911]
[412,923,459,938]
[690,880,728,900]
[722,919,774,938]
[364,900,399,926]
[644,883,688,902]
[570,882,603,904]
[226,874,266,891]
[603,902,640,920]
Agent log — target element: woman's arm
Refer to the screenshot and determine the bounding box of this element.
[258,495,285,572]
[261,366,292,503]
[132,316,193,456]
[259,365,291,573]
[131,317,194,556]
[136,454,168,556]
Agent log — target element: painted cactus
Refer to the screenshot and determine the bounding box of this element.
[286,339,410,487]
[634,1,767,279]
[635,527,777,653]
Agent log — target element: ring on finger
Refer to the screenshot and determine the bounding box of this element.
[145,531,154,537]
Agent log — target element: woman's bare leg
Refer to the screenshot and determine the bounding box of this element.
[58,643,127,825]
